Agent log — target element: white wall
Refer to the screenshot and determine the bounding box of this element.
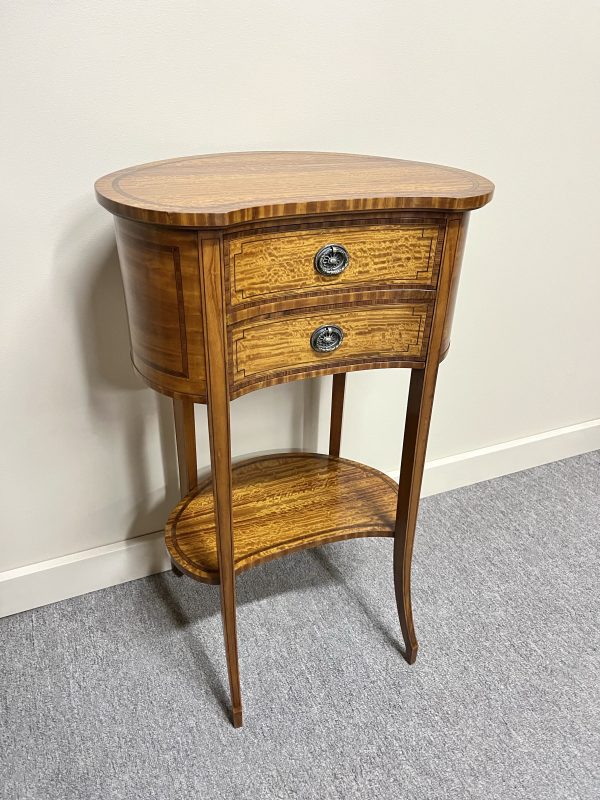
[1,1,599,613]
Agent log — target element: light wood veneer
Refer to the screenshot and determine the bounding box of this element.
[166,453,398,583]
[230,301,432,394]
[96,151,493,227]
[226,221,443,308]
[95,151,494,727]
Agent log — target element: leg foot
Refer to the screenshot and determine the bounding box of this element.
[219,576,243,730]
[404,643,418,665]
[394,536,419,664]
[231,706,243,728]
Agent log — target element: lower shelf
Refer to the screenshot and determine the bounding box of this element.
[165,453,398,584]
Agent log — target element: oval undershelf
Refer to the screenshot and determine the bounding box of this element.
[165,453,398,584]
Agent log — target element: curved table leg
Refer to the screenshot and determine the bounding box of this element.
[394,366,439,664]
[393,216,463,664]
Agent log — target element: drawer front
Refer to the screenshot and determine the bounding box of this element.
[230,301,432,394]
[226,223,443,308]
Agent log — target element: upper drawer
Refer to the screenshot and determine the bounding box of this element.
[225,221,444,309]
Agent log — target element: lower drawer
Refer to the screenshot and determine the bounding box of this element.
[230,300,433,395]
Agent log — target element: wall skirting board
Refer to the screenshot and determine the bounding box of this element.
[1,418,599,618]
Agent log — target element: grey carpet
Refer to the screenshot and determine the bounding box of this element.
[1,452,599,800]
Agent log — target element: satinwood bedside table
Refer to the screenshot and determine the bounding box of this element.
[95,152,494,727]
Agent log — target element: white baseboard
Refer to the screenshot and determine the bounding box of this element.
[1,418,598,618]
[0,531,170,619]
[418,417,600,497]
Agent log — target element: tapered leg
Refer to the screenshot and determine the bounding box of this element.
[393,216,465,664]
[394,371,426,663]
[173,397,198,498]
[207,399,242,727]
[394,367,439,664]
[172,397,197,577]
[199,236,243,727]
[394,363,437,664]
[329,373,346,457]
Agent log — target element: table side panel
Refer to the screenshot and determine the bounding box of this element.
[114,218,207,398]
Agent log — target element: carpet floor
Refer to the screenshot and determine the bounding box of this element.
[1,452,599,799]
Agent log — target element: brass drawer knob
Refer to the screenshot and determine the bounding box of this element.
[314,244,349,276]
[310,324,344,353]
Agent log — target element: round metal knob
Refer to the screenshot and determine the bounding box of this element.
[310,324,344,353]
[314,244,349,276]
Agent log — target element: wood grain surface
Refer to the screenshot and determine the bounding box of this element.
[226,222,443,307]
[230,301,432,394]
[198,235,243,727]
[114,218,207,398]
[440,213,470,360]
[329,373,346,458]
[173,397,197,497]
[95,152,493,727]
[393,216,467,665]
[166,453,399,583]
[95,151,494,227]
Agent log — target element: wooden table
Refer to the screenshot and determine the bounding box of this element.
[95,152,494,727]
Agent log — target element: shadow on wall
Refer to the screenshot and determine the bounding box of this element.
[57,202,322,548]
[56,202,180,543]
